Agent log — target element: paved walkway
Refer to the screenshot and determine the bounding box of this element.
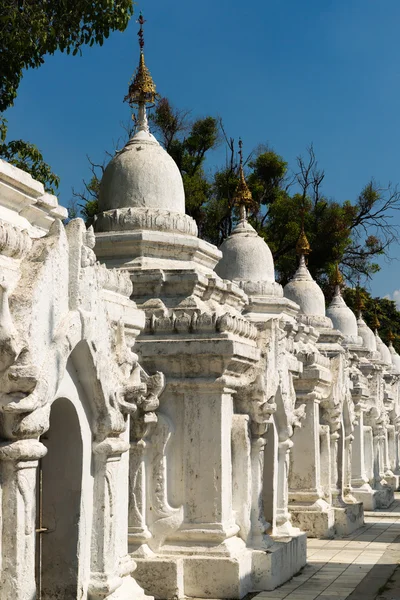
[254,493,400,600]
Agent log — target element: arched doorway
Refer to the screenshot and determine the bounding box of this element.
[37,397,83,599]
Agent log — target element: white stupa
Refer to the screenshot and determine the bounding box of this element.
[388,334,400,373]
[283,228,332,329]
[94,27,221,275]
[215,141,282,298]
[326,267,362,344]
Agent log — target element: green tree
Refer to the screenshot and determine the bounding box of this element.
[246,145,400,287]
[1,0,134,112]
[0,117,59,193]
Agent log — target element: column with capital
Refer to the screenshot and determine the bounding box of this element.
[0,439,47,600]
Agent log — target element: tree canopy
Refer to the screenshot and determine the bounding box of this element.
[0,0,135,195]
[1,0,134,112]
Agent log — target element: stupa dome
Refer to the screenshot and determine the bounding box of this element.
[216,220,275,283]
[284,256,326,318]
[357,317,377,352]
[376,333,392,366]
[98,130,185,215]
[215,140,282,297]
[389,343,400,372]
[326,288,359,342]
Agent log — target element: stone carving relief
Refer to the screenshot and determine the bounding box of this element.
[95,206,198,237]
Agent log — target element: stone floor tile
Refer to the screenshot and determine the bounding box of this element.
[318,595,352,599]
[326,540,351,548]
[320,589,355,596]
[344,541,370,548]
[365,541,390,549]
[307,539,331,548]
[253,494,400,600]
[285,590,319,600]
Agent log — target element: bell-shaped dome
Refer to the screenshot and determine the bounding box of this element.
[389,343,400,372]
[326,287,360,343]
[284,256,326,318]
[376,332,392,366]
[357,316,377,352]
[98,130,185,214]
[216,220,275,283]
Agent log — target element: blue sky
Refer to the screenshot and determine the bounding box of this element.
[4,0,400,299]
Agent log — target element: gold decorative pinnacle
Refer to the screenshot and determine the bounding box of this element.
[372,310,380,331]
[233,139,253,220]
[331,262,344,289]
[296,206,311,257]
[355,285,365,316]
[124,12,158,107]
[296,227,310,258]
[388,330,395,344]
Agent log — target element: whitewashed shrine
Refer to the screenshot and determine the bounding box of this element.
[0,15,399,600]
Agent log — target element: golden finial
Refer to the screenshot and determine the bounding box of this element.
[124,12,158,132]
[331,262,344,290]
[388,330,395,345]
[372,308,380,331]
[355,284,365,317]
[296,207,311,257]
[233,139,253,221]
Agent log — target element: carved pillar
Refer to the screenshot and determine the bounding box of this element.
[395,426,400,473]
[232,414,252,543]
[89,437,135,600]
[388,426,397,472]
[250,431,271,546]
[290,399,323,504]
[384,426,394,476]
[128,439,152,549]
[372,429,384,488]
[343,433,354,498]
[0,439,46,600]
[364,426,374,485]
[319,425,331,502]
[379,433,387,483]
[276,438,294,535]
[330,430,344,506]
[175,383,238,544]
[351,409,369,490]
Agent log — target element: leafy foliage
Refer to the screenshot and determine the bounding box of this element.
[0,117,59,193]
[0,0,134,111]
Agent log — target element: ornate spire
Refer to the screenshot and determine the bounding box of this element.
[388,330,395,346]
[233,139,253,221]
[124,12,158,133]
[355,282,365,318]
[331,263,344,296]
[372,306,380,332]
[296,208,311,259]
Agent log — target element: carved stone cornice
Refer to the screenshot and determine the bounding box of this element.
[145,310,258,341]
[95,207,198,237]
